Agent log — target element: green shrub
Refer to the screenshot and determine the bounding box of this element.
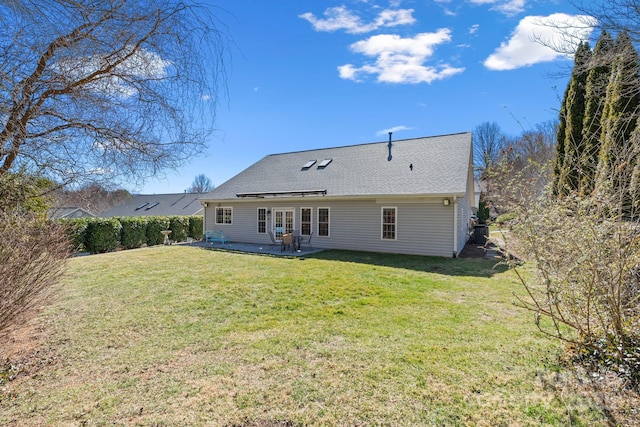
[168,216,188,242]
[478,199,490,223]
[60,218,91,252]
[84,218,121,254]
[188,216,203,240]
[146,217,170,246]
[120,217,148,249]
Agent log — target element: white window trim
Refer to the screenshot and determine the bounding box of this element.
[301,207,313,236]
[381,206,397,241]
[317,207,330,238]
[257,207,267,234]
[215,206,233,225]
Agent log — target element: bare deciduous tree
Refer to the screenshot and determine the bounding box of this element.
[473,121,506,179]
[0,0,228,186]
[573,0,640,42]
[187,173,214,193]
[54,182,131,214]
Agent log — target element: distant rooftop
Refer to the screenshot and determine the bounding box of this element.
[99,192,206,217]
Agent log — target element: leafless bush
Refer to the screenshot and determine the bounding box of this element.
[491,158,640,388]
[0,210,71,335]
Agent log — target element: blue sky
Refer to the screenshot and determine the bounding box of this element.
[136,0,595,194]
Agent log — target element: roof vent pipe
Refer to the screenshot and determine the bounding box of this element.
[387,132,392,161]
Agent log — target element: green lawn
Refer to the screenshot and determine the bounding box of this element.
[1,246,604,426]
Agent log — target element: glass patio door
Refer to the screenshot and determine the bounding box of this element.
[273,209,294,239]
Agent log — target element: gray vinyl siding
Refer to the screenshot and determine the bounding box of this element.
[204,198,456,257]
[456,196,472,256]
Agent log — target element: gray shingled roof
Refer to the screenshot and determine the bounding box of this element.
[48,207,96,219]
[99,193,205,217]
[202,132,472,200]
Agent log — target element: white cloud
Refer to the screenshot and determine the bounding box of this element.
[469,0,526,16]
[376,125,412,136]
[496,0,526,16]
[483,13,596,71]
[469,24,480,35]
[338,30,465,84]
[299,6,415,34]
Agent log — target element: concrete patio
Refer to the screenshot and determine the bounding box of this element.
[185,240,324,257]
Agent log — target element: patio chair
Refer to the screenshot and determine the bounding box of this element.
[281,233,293,252]
[292,230,301,251]
[301,231,313,251]
[268,231,282,252]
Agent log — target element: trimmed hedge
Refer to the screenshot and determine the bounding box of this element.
[84,218,122,254]
[188,216,203,239]
[169,216,188,243]
[145,217,170,246]
[61,215,202,253]
[120,217,148,249]
[60,217,91,252]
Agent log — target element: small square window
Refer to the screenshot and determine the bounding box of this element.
[215,207,233,224]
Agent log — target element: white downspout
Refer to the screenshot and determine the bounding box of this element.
[453,196,458,257]
[202,203,207,237]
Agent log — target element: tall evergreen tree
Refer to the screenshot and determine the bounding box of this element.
[580,31,615,195]
[554,41,591,196]
[628,126,640,211]
[553,84,569,195]
[596,31,640,198]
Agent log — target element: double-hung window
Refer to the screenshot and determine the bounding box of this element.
[318,207,329,237]
[257,208,266,233]
[215,207,233,225]
[382,207,396,240]
[301,208,312,235]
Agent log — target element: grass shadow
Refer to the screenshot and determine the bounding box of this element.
[303,249,508,278]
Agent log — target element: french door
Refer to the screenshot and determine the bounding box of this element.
[273,209,294,239]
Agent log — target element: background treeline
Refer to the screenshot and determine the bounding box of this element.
[61,216,204,254]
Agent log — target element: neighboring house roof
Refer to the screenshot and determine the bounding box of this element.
[48,206,96,220]
[202,132,472,201]
[99,193,205,217]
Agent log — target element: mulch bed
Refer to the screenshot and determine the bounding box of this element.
[458,240,492,258]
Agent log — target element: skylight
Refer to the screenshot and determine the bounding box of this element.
[302,160,316,169]
[317,158,333,168]
[135,202,149,210]
[145,202,159,210]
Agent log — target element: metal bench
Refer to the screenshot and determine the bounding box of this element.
[205,230,231,248]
